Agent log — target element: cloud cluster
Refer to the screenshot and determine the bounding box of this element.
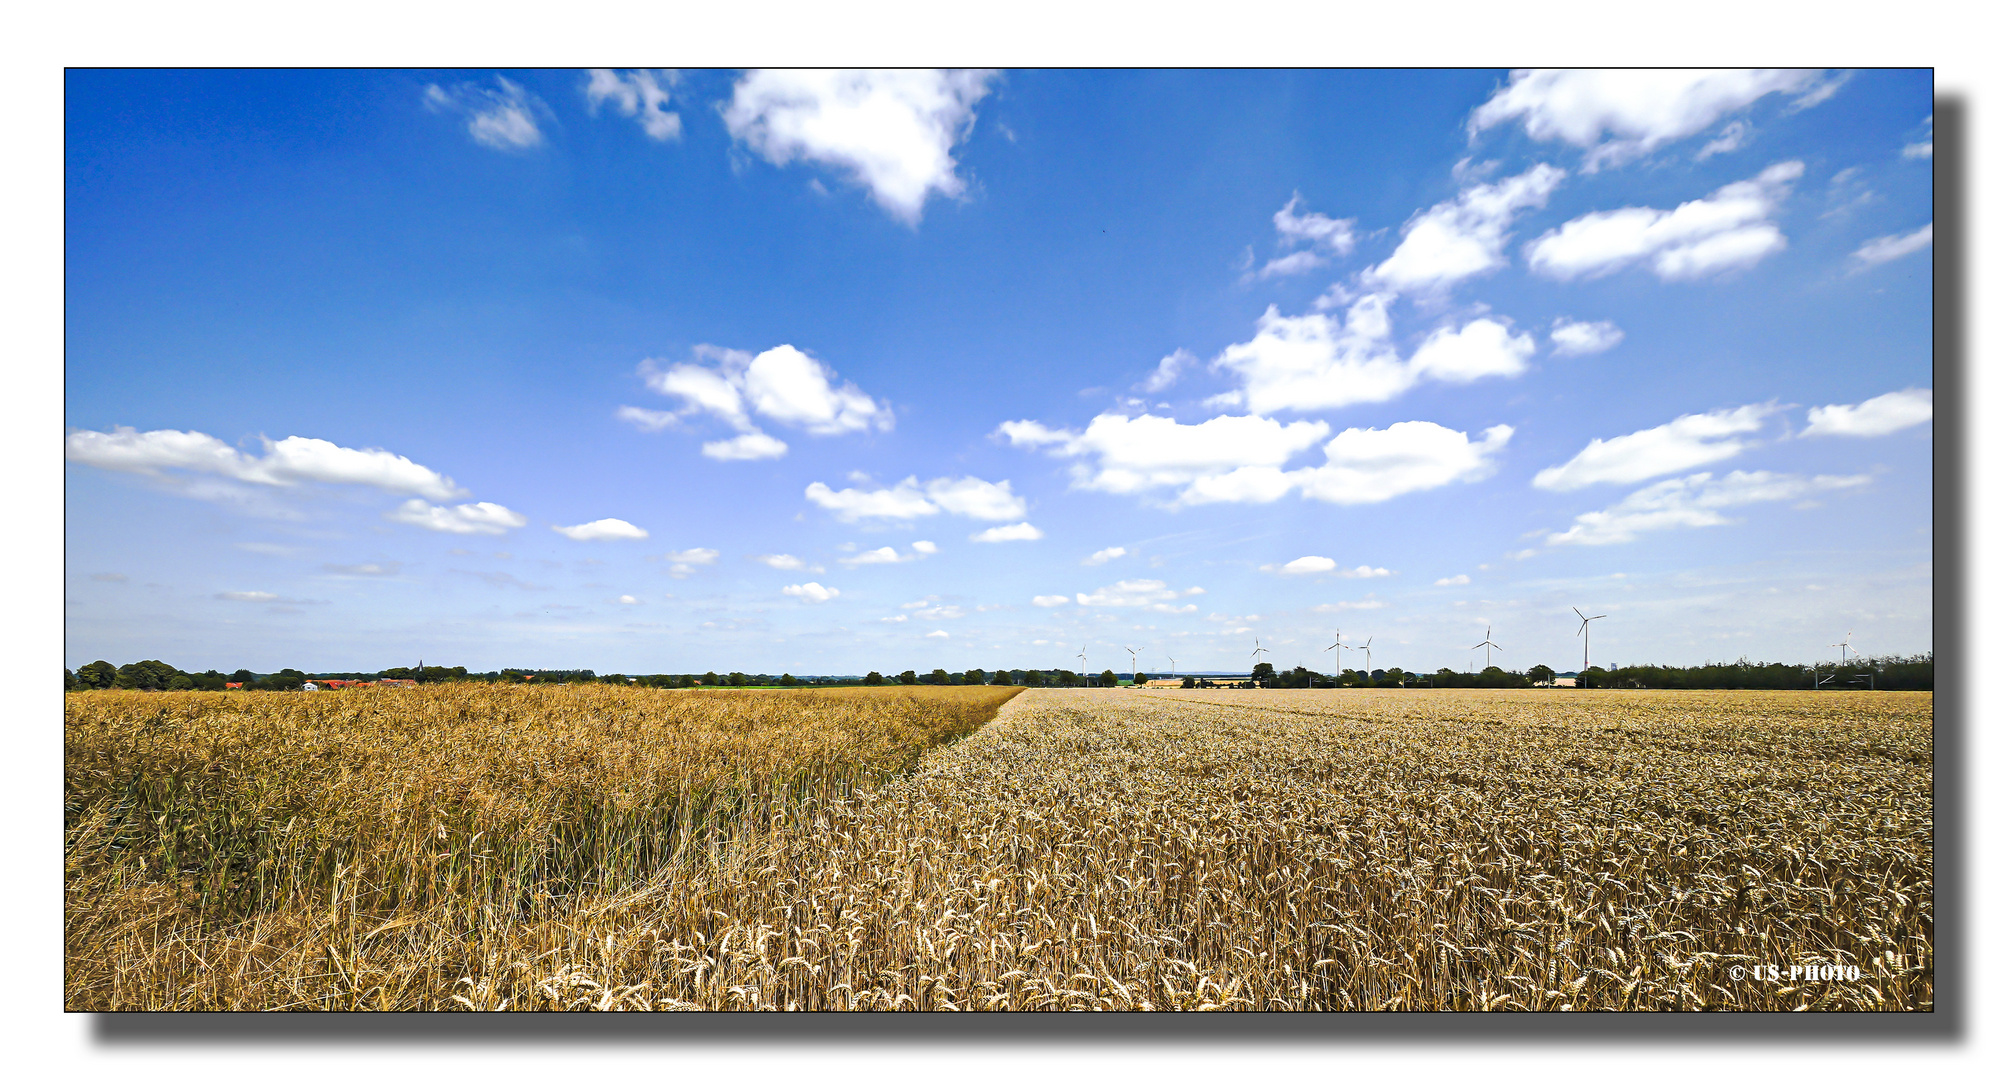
[1532,403,1778,491]
[1802,388,1932,438]
[970,522,1043,543]
[423,76,549,151]
[783,582,840,603]
[66,427,469,500]
[805,475,1025,523]
[630,344,890,461]
[1253,193,1358,279]
[1083,546,1127,566]
[1469,69,1831,171]
[584,69,681,141]
[754,554,813,571]
[553,518,649,541]
[1211,297,1536,413]
[661,547,720,578]
[1548,470,1870,545]
[1525,162,1804,282]
[1074,579,1198,614]
[1435,574,1471,586]
[722,69,999,225]
[1001,413,1510,507]
[1363,165,1566,294]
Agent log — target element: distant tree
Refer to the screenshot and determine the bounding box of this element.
[77,660,118,690]
[1100,669,1120,687]
[963,668,987,686]
[1054,669,1082,687]
[166,674,196,691]
[779,673,799,687]
[702,671,719,687]
[1251,661,1274,688]
[65,668,78,692]
[1582,665,1607,688]
[1528,664,1556,686]
[989,669,1013,686]
[1383,667,1407,687]
[1181,675,1196,688]
[1132,671,1148,685]
[864,671,885,686]
[114,660,182,691]
[1023,669,1045,687]
[897,670,919,686]
[728,672,749,687]
[924,668,949,685]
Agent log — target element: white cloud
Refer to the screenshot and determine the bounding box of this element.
[1851,223,1933,269]
[1344,565,1393,578]
[1084,546,1127,566]
[783,582,840,603]
[552,518,649,541]
[1435,574,1471,586]
[1524,161,1803,282]
[925,630,950,639]
[424,76,548,151]
[1212,297,1415,412]
[1272,192,1358,254]
[1288,422,1514,506]
[1548,470,1871,546]
[722,69,998,225]
[1802,388,1933,438]
[1694,121,1750,160]
[1003,413,1509,507]
[1549,318,1625,356]
[805,475,1024,523]
[1904,115,1934,160]
[1139,349,1196,393]
[615,406,679,432]
[1407,319,1536,383]
[1265,555,1338,576]
[702,433,790,461]
[1363,164,1565,293]
[584,69,681,141]
[1075,579,1196,613]
[754,554,809,570]
[65,427,468,500]
[639,344,888,460]
[1255,251,1328,279]
[1032,594,1071,607]
[1532,403,1777,491]
[838,544,934,566]
[969,522,1044,543]
[662,547,720,578]
[618,595,639,605]
[385,499,528,536]
[1468,69,1827,170]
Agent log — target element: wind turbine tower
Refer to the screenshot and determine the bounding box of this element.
[1360,636,1373,676]
[1472,626,1502,670]
[1574,608,1606,688]
[1250,637,1269,685]
[1126,645,1144,687]
[1833,631,1854,665]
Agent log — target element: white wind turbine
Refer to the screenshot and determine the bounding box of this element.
[1126,645,1144,687]
[1574,607,1606,687]
[1324,629,1348,674]
[1077,646,1091,686]
[1472,625,1502,670]
[1832,631,1854,665]
[1359,636,1373,676]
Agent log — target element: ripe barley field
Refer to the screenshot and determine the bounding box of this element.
[64,685,1931,1011]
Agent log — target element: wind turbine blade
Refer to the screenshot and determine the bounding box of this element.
[1573,606,1585,619]
[1491,643,1502,651]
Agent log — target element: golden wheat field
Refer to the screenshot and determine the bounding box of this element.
[64,684,1931,1011]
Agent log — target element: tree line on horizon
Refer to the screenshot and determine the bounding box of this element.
[66,653,1933,693]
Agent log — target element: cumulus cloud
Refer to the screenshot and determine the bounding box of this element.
[1139,349,1196,393]
[1344,565,1393,578]
[1694,121,1750,161]
[1533,403,1777,491]
[925,630,950,639]
[1802,388,1933,438]
[660,547,720,578]
[1252,193,1357,279]
[385,499,528,535]
[552,518,649,541]
[1548,470,1871,545]
[722,69,999,225]
[969,522,1044,543]
[1469,69,1829,170]
[838,543,935,566]
[1002,413,1508,507]
[1032,594,1072,607]
[632,343,889,461]
[1265,555,1339,575]
[1075,579,1197,613]
[618,595,639,605]
[1363,164,1565,293]
[805,475,1024,523]
[1549,318,1625,356]
[423,76,549,151]
[65,427,469,500]
[1407,319,1536,383]
[754,554,810,570]
[1525,161,1803,282]
[783,582,840,603]
[1084,546,1127,566]
[1435,574,1471,586]
[584,69,682,141]
[1851,223,1933,269]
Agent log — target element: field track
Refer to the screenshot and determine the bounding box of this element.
[66,685,1931,1010]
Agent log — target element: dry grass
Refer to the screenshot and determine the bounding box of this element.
[66,685,1931,1011]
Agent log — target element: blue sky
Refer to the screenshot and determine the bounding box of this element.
[63,69,1935,676]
